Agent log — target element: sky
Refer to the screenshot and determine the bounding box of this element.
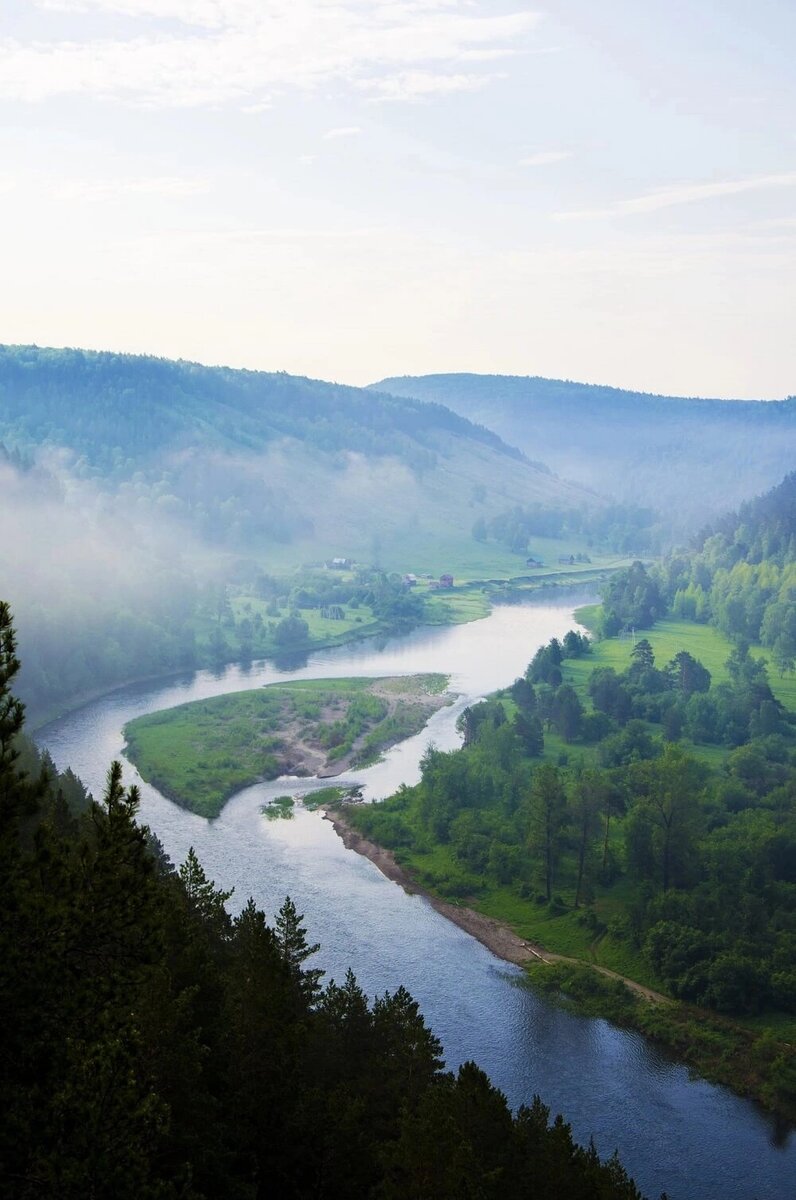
[1,0,795,398]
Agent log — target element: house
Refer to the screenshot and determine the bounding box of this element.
[402,573,418,587]
[526,557,544,568]
[558,555,575,566]
[326,557,353,570]
[439,573,454,588]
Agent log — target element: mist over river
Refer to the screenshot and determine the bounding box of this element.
[38,596,795,1200]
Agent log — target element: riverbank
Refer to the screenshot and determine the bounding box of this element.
[26,616,397,734]
[326,809,668,993]
[327,806,796,1122]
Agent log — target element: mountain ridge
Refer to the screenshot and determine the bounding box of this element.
[370,372,796,527]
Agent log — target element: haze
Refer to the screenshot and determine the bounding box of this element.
[2,0,795,398]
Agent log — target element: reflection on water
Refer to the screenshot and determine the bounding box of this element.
[38,596,795,1200]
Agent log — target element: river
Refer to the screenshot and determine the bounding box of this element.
[37,595,795,1200]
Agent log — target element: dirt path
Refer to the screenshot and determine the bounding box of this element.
[326,808,670,1005]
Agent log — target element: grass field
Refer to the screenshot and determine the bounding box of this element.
[125,674,448,818]
[571,611,796,711]
[229,594,385,644]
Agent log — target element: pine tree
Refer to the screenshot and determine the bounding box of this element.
[275,895,324,1003]
[180,845,233,934]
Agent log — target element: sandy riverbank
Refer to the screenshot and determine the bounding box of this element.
[325,807,669,1003]
[325,808,558,968]
[291,675,452,779]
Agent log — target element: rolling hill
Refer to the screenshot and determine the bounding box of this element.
[0,347,593,563]
[1,347,614,718]
[372,373,796,529]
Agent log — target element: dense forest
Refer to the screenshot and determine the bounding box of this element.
[0,346,526,475]
[0,602,646,1199]
[374,374,796,530]
[349,475,796,1112]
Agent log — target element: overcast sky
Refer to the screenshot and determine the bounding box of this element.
[1,0,795,397]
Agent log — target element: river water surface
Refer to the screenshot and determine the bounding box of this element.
[38,597,795,1200]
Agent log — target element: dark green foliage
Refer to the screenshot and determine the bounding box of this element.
[529,764,568,901]
[0,609,644,1199]
[514,710,544,757]
[552,684,584,743]
[585,639,774,751]
[666,651,711,697]
[274,614,310,645]
[527,638,564,686]
[665,472,796,656]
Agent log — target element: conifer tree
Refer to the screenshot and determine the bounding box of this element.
[275,895,324,1003]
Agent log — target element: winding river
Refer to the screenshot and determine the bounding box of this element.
[38,596,794,1200]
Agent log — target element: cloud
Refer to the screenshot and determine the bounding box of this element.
[56,175,208,200]
[1,3,541,108]
[362,69,504,102]
[555,172,796,220]
[519,151,571,167]
[323,126,362,140]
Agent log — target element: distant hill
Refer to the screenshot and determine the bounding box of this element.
[372,373,796,529]
[0,346,593,563]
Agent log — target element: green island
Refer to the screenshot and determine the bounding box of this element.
[124,674,450,819]
[344,475,796,1119]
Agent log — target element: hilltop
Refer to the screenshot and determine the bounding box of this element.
[372,373,796,528]
[0,346,592,563]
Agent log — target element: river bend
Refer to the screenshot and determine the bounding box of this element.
[38,597,795,1200]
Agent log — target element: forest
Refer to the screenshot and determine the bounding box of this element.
[348,474,796,1114]
[0,602,646,1199]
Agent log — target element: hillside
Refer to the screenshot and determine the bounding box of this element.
[0,346,606,719]
[0,347,590,559]
[372,373,796,528]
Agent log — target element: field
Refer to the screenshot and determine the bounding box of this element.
[124,674,449,818]
[573,609,796,711]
